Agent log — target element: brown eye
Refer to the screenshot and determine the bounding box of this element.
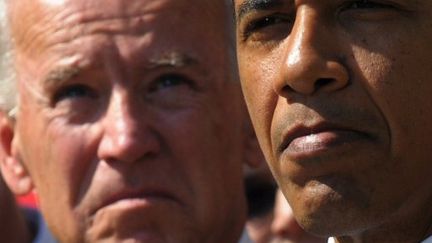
[339,0,400,23]
[343,0,393,10]
[242,14,292,40]
[248,16,284,31]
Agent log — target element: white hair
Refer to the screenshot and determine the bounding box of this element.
[0,0,16,112]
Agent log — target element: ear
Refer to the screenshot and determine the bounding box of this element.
[242,114,265,169]
[0,111,33,196]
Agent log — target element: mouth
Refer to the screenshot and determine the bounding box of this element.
[278,122,372,160]
[92,188,182,215]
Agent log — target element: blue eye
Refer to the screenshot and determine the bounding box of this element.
[145,73,198,109]
[149,74,193,92]
[54,84,96,103]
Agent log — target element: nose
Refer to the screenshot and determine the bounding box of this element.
[98,90,160,163]
[274,7,349,97]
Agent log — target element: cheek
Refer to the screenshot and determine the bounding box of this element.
[169,108,242,175]
[16,112,97,239]
[157,113,245,231]
[239,53,279,163]
[27,119,97,207]
[353,44,432,155]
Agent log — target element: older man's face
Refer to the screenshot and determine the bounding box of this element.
[235,0,432,240]
[6,0,248,242]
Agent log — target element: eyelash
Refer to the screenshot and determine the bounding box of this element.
[242,13,291,39]
[342,0,394,10]
[148,74,196,92]
[53,84,96,104]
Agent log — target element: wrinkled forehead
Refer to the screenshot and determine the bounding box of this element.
[10,0,228,22]
[9,0,231,52]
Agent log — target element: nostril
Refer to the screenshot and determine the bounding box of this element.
[314,78,333,90]
[279,85,294,96]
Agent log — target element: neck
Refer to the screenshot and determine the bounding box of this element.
[0,184,31,243]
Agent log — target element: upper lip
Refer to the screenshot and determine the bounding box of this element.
[277,121,368,154]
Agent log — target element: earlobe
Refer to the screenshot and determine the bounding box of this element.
[0,111,33,195]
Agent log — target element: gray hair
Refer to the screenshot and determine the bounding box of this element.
[0,0,16,113]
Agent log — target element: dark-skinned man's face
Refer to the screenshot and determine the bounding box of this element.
[235,0,432,242]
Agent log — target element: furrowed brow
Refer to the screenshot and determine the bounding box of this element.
[147,52,198,70]
[237,0,284,21]
[43,66,82,90]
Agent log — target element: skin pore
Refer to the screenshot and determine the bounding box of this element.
[234,0,432,242]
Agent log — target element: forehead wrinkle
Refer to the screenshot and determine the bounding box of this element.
[237,0,285,21]
[12,0,163,55]
[68,12,159,39]
[50,0,203,38]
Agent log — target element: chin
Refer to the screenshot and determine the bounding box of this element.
[289,179,373,237]
[98,233,168,243]
[84,200,195,243]
[85,226,185,243]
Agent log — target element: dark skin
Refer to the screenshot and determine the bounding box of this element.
[234,0,432,242]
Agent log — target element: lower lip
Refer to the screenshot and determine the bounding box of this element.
[89,197,181,241]
[284,130,367,159]
[109,198,157,208]
[98,196,178,213]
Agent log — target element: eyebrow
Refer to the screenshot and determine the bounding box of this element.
[43,66,83,90]
[237,0,284,21]
[42,52,199,88]
[147,52,198,69]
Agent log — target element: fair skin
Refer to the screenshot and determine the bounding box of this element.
[235,0,432,242]
[0,0,259,242]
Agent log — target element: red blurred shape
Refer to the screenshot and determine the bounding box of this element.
[17,192,38,208]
